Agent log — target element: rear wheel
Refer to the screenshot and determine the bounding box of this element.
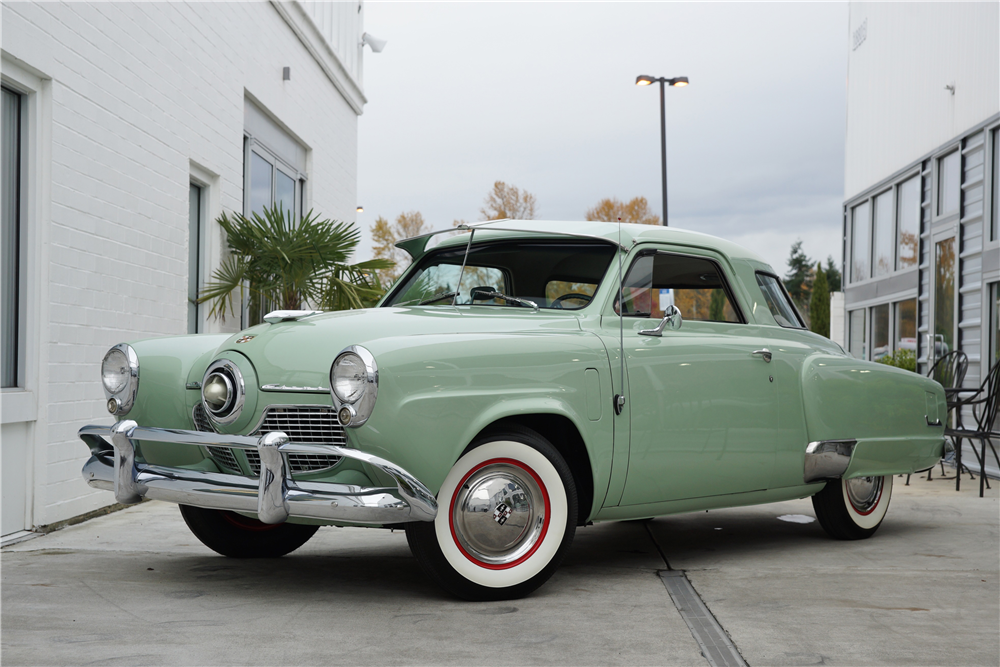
[812,475,892,540]
[406,427,578,600]
[179,505,318,558]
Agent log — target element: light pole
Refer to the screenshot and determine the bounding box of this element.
[636,75,688,226]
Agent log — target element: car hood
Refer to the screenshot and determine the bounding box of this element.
[216,306,586,389]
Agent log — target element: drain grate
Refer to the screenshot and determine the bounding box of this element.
[659,570,748,667]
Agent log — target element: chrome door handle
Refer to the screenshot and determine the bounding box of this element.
[751,348,772,363]
[925,415,942,427]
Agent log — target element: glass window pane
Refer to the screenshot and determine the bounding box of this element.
[938,150,960,216]
[250,151,272,217]
[621,253,740,323]
[849,309,866,360]
[990,283,999,364]
[2,87,21,388]
[896,176,920,270]
[895,299,916,355]
[188,184,201,335]
[755,273,803,328]
[934,238,955,359]
[276,170,295,222]
[871,304,890,361]
[851,201,870,282]
[992,130,998,241]
[872,190,893,277]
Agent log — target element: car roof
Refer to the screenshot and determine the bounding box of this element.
[397,219,770,267]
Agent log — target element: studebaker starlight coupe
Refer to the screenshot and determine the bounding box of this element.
[79,220,947,600]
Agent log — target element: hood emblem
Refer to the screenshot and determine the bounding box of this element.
[235,335,256,344]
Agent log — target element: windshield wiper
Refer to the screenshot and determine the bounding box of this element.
[395,291,458,307]
[418,291,458,306]
[474,290,539,312]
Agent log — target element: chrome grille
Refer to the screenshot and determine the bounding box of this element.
[194,403,241,473]
[192,403,213,433]
[247,406,345,476]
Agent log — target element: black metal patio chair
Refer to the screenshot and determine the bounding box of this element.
[907,350,969,484]
[945,359,1000,497]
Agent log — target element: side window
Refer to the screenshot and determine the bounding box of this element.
[619,252,741,323]
[755,273,805,328]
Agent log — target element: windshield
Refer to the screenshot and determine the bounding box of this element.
[383,240,618,310]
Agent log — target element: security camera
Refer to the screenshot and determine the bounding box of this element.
[362,33,387,53]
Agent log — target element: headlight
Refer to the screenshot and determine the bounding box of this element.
[101,344,139,415]
[202,359,245,425]
[102,349,129,394]
[332,353,367,403]
[330,346,377,427]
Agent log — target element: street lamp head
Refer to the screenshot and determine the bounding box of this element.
[635,75,656,86]
[669,77,689,87]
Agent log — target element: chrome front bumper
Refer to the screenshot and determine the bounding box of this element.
[78,420,438,525]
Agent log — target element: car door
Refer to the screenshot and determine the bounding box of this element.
[605,248,778,506]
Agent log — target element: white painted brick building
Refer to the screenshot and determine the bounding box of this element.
[1,1,370,536]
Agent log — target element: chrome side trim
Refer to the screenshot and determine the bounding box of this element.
[263,309,322,323]
[260,384,329,393]
[803,439,857,483]
[78,421,437,524]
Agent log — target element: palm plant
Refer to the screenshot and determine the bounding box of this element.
[198,205,393,322]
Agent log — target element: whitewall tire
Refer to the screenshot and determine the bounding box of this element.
[406,426,578,600]
[812,475,892,540]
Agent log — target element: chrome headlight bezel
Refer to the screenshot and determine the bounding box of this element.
[102,343,139,415]
[329,346,378,427]
[202,359,246,425]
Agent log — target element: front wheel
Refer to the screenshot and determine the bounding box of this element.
[406,427,578,600]
[812,475,893,540]
[179,505,318,558]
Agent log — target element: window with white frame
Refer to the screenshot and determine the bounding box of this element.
[243,99,307,224]
[1,86,22,388]
[188,183,203,334]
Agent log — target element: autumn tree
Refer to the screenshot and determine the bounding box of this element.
[810,262,830,338]
[371,211,431,286]
[585,196,660,225]
[480,181,537,220]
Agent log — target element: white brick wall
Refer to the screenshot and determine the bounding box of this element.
[1,1,363,529]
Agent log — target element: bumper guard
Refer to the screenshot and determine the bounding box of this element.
[78,420,438,525]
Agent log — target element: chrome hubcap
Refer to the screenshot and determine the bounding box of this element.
[452,462,546,566]
[845,476,883,513]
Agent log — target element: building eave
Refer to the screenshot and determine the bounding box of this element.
[270,0,367,116]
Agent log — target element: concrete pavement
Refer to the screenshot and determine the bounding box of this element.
[3,474,997,666]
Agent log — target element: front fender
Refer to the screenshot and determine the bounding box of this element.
[348,332,614,504]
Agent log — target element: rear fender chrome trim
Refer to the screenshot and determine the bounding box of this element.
[803,439,857,483]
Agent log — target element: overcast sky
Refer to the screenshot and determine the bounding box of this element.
[355,2,848,274]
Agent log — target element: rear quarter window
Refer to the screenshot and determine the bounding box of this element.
[755,273,805,328]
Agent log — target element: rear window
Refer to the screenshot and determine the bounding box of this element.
[755,273,804,328]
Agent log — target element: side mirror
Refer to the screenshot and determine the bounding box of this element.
[470,286,498,301]
[638,305,682,337]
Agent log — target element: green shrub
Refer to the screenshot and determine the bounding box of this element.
[876,349,917,373]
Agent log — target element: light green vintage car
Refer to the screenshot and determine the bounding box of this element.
[79,220,947,600]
